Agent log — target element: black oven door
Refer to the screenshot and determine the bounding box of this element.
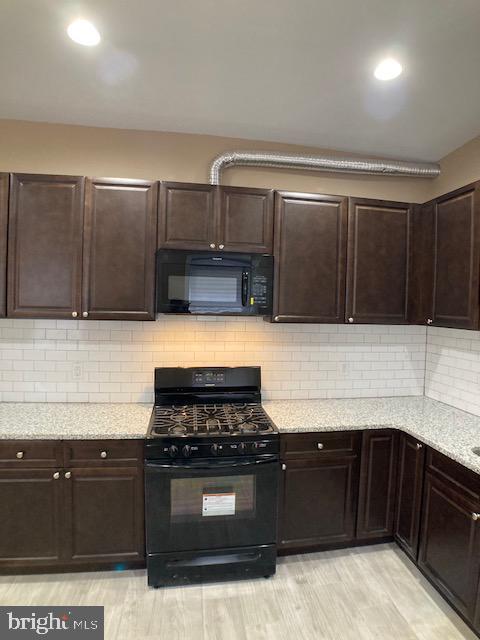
[156,249,273,315]
[145,455,279,553]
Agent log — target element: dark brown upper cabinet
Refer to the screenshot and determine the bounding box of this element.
[0,174,8,318]
[158,182,274,253]
[409,202,435,325]
[8,174,84,319]
[217,186,273,253]
[273,191,347,322]
[356,429,398,540]
[82,178,158,321]
[412,182,480,329]
[346,198,412,324]
[158,182,216,250]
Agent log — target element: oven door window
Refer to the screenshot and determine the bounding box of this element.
[171,474,255,522]
[145,458,278,553]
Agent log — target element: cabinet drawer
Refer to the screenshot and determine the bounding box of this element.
[426,448,480,503]
[64,440,143,467]
[0,441,62,468]
[281,431,361,459]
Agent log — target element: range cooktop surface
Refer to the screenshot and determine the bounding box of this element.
[149,402,276,437]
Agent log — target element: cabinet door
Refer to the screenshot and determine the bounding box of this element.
[346,198,411,324]
[0,174,8,318]
[409,202,435,325]
[273,192,347,322]
[64,466,144,564]
[0,468,63,567]
[83,178,158,320]
[158,182,216,250]
[431,183,480,329]
[279,454,360,550]
[418,472,480,623]
[217,186,273,253]
[8,173,84,318]
[357,430,398,540]
[394,433,425,559]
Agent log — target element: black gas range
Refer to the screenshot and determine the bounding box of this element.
[145,366,279,587]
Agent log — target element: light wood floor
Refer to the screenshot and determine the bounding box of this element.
[0,544,476,639]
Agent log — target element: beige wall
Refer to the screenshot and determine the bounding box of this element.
[0,119,431,203]
[426,134,480,200]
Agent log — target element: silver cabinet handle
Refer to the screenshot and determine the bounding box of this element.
[219,244,225,249]
[348,317,354,323]
[317,443,324,450]
[281,464,286,471]
[100,451,107,459]
[416,443,423,450]
[72,311,78,318]
[16,451,24,459]
[472,513,480,521]
[209,243,216,249]
[82,311,89,318]
[53,472,60,480]
[427,318,433,325]
[64,471,71,479]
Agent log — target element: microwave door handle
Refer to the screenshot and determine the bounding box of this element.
[241,271,249,307]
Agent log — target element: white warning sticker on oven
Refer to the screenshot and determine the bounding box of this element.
[202,492,236,517]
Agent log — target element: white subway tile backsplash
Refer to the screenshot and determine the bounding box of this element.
[0,317,426,403]
[425,327,480,417]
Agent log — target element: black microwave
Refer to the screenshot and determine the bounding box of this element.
[156,250,273,316]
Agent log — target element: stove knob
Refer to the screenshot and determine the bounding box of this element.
[238,442,247,455]
[168,445,179,458]
[210,443,220,456]
[182,445,192,458]
[251,442,261,452]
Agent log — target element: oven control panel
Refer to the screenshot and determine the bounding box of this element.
[146,437,279,460]
[192,370,226,386]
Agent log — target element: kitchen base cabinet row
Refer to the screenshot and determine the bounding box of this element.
[279,430,480,637]
[0,439,145,573]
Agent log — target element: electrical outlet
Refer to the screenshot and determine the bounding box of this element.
[72,363,83,381]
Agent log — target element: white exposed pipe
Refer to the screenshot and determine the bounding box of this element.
[209,150,441,185]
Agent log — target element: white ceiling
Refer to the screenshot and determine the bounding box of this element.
[1,0,480,162]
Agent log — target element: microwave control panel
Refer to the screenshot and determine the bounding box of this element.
[251,275,269,306]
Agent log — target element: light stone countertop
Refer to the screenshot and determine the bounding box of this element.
[263,396,480,475]
[1,397,480,476]
[0,403,152,440]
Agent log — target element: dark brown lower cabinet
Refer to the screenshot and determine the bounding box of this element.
[0,440,145,573]
[356,429,398,540]
[64,466,144,564]
[418,470,480,624]
[0,468,63,567]
[278,432,361,551]
[394,433,425,559]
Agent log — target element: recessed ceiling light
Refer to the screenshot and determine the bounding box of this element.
[374,58,403,81]
[67,19,100,46]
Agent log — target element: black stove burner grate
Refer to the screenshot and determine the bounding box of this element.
[151,402,274,436]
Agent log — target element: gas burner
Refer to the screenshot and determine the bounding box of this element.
[168,424,187,435]
[206,418,222,433]
[171,413,188,423]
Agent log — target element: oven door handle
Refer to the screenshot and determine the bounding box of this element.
[146,456,278,471]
